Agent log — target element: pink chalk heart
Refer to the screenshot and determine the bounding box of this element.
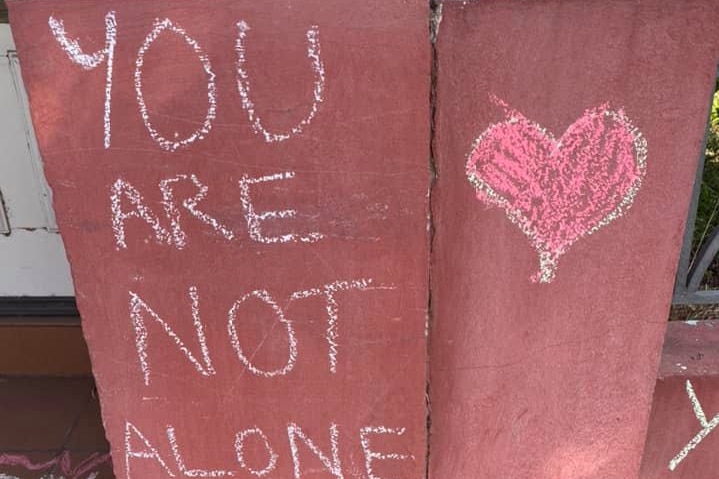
[466,96,647,283]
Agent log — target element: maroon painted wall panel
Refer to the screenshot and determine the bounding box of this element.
[431,2,718,478]
[640,321,719,479]
[8,1,430,478]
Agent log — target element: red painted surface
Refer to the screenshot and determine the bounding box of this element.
[8,1,430,478]
[431,1,719,478]
[640,320,719,478]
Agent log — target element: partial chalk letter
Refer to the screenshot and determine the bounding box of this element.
[130,286,215,386]
[160,174,234,249]
[135,19,217,152]
[235,22,325,142]
[235,428,278,477]
[287,423,343,479]
[227,290,297,377]
[239,172,323,244]
[668,380,719,471]
[125,421,175,479]
[291,279,394,373]
[167,426,233,477]
[111,179,171,249]
[49,11,116,148]
[360,427,413,479]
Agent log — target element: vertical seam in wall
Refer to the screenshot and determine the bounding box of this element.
[426,2,442,479]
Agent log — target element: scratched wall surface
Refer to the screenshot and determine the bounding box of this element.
[7,1,430,478]
[430,1,719,478]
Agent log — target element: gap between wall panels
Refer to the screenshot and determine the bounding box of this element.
[426,2,442,479]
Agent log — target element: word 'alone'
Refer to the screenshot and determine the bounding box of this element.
[125,420,413,479]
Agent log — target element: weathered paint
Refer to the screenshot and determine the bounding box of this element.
[7,1,430,478]
[430,1,719,478]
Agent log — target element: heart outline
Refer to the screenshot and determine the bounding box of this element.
[466,95,648,283]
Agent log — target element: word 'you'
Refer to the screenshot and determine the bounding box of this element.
[49,12,325,150]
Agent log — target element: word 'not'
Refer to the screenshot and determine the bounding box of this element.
[131,278,394,385]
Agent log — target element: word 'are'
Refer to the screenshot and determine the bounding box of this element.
[112,171,323,250]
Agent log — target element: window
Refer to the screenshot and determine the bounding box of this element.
[0,24,76,315]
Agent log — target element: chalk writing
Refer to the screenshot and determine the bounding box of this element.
[40,8,414,479]
[47,14,326,149]
[159,174,235,248]
[111,178,172,249]
[227,289,298,378]
[668,379,719,471]
[112,172,322,250]
[287,423,343,479]
[235,22,325,143]
[125,421,175,479]
[130,286,216,386]
[290,278,394,373]
[239,172,324,245]
[132,278,390,384]
[0,452,110,479]
[167,426,232,477]
[234,428,278,477]
[359,426,413,479]
[466,95,647,283]
[135,18,217,152]
[124,421,412,479]
[48,11,116,149]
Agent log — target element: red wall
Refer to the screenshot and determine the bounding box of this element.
[7,1,431,478]
[7,1,719,479]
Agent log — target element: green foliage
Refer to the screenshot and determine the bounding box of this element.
[693,86,719,287]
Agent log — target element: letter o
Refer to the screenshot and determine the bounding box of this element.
[234,427,278,477]
[227,290,297,377]
[135,18,217,152]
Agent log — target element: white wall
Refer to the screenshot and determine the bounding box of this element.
[0,24,74,296]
